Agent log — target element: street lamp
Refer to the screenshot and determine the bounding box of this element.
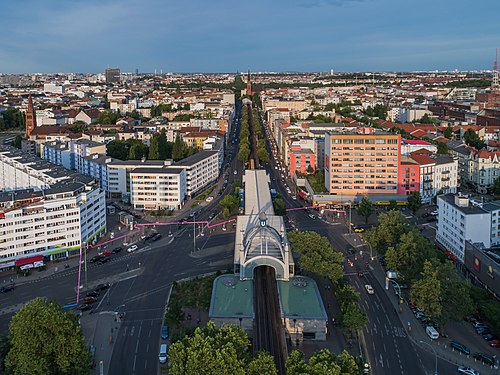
[419,340,438,375]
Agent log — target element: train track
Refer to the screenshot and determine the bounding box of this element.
[254,266,287,375]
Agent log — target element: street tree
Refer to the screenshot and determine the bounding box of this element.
[364,211,410,255]
[387,200,398,211]
[169,321,276,375]
[238,144,250,163]
[5,298,90,375]
[172,134,185,161]
[437,261,474,323]
[148,134,160,160]
[158,129,169,159]
[286,349,360,375]
[273,197,286,216]
[106,140,129,160]
[219,195,239,217]
[257,147,270,163]
[342,303,368,331]
[410,261,442,320]
[493,176,500,196]
[436,141,448,154]
[357,196,374,224]
[407,191,423,215]
[443,126,453,139]
[287,231,344,283]
[336,284,360,312]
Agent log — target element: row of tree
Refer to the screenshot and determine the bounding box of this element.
[238,105,251,162]
[0,108,25,131]
[364,210,475,326]
[356,192,423,225]
[106,131,197,161]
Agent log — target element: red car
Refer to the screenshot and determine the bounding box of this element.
[489,339,500,348]
[84,296,97,304]
[101,251,112,258]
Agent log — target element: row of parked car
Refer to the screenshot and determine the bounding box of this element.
[470,319,500,348]
[79,283,111,311]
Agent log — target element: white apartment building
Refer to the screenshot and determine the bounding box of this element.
[130,167,186,210]
[0,146,106,269]
[467,149,500,194]
[401,140,438,156]
[176,150,220,198]
[436,194,500,263]
[410,154,458,204]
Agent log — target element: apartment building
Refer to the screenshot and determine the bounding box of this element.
[467,149,500,194]
[397,156,420,195]
[436,194,500,263]
[175,150,220,198]
[129,167,186,210]
[41,139,106,171]
[400,139,437,156]
[0,146,106,269]
[324,128,401,195]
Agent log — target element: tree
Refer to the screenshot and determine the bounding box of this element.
[158,129,168,160]
[169,321,276,375]
[463,128,485,150]
[219,195,239,217]
[437,261,474,323]
[443,126,453,139]
[410,261,442,320]
[436,141,448,154]
[165,298,185,329]
[287,231,344,283]
[13,135,22,149]
[106,140,129,160]
[96,109,120,124]
[342,303,368,331]
[306,165,314,174]
[387,200,398,211]
[273,197,286,216]
[238,144,250,163]
[357,196,374,224]
[172,134,185,161]
[0,108,25,130]
[0,335,11,372]
[5,298,90,375]
[407,191,423,215]
[493,176,500,196]
[414,113,435,124]
[286,349,359,375]
[364,211,410,255]
[128,140,148,160]
[257,147,270,163]
[148,134,160,160]
[336,285,360,312]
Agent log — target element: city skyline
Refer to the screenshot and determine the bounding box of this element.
[1,0,500,74]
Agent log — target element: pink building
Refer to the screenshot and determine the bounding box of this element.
[289,149,316,176]
[397,156,420,195]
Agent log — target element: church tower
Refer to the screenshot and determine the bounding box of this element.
[246,69,252,96]
[25,94,36,137]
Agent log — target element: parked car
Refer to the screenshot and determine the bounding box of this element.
[457,366,479,375]
[0,284,15,293]
[489,339,500,348]
[159,343,168,364]
[95,283,110,291]
[151,233,162,242]
[476,326,490,335]
[89,255,102,263]
[206,196,213,202]
[99,257,111,265]
[101,251,112,258]
[308,214,316,220]
[483,333,497,341]
[473,321,487,329]
[86,291,100,298]
[161,325,169,340]
[112,247,123,254]
[473,352,495,366]
[127,245,138,253]
[450,341,470,355]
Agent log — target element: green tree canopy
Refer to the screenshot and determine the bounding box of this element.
[158,129,169,159]
[387,200,398,211]
[463,128,485,150]
[96,109,120,124]
[219,195,239,217]
[273,197,286,216]
[286,349,360,375]
[172,134,186,161]
[410,260,442,320]
[169,321,276,375]
[364,210,410,255]
[148,134,160,160]
[357,196,374,224]
[493,176,500,196]
[443,126,453,139]
[436,141,448,154]
[5,298,90,375]
[342,303,368,331]
[407,191,423,215]
[106,140,129,160]
[288,231,344,283]
[0,108,25,130]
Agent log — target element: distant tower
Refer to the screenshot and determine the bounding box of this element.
[493,48,499,92]
[246,69,252,96]
[25,94,36,137]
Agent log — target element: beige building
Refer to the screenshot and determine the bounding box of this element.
[324,128,401,195]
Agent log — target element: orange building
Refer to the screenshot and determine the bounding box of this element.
[324,128,401,195]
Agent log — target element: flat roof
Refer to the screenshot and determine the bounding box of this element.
[209,275,254,318]
[243,170,274,216]
[130,167,184,175]
[175,150,218,167]
[277,276,327,320]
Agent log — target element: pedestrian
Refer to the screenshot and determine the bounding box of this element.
[126,264,129,272]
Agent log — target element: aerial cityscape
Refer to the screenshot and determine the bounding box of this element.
[1,1,500,375]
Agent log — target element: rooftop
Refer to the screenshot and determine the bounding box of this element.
[209,275,254,318]
[175,150,219,167]
[277,277,327,320]
[243,169,274,217]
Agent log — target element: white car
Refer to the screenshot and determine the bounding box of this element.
[458,367,479,375]
[308,214,316,220]
[205,196,213,202]
[365,285,375,294]
[233,170,238,175]
[127,245,138,253]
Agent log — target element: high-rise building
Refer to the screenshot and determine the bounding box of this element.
[324,128,401,195]
[105,68,121,84]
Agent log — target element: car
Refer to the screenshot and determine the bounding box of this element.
[292,195,297,200]
[0,284,15,293]
[483,333,497,341]
[450,340,470,355]
[159,343,168,364]
[430,211,438,216]
[127,245,138,253]
[84,296,97,304]
[365,285,375,294]
[206,196,213,202]
[489,339,500,348]
[473,321,487,329]
[86,291,100,298]
[79,304,93,311]
[89,255,102,263]
[112,247,123,254]
[94,283,110,291]
[308,214,316,220]
[101,251,112,258]
[234,170,238,175]
[161,325,169,340]
[473,352,495,366]
[151,233,162,242]
[476,326,490,335]
[99,257,111,264]
[208,212,216,220]
[354,227,365,233]
[189,212,195,218]
[457,366,480,375]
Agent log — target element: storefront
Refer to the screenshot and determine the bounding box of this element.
[15,255,45,271]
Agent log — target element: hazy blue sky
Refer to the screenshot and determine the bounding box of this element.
[1,0,499,73]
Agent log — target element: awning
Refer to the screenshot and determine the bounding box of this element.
[15,255,44,267]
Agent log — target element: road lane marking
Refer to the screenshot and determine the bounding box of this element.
[135,339,139,353]
[146,343,149,352]
[144,360,147,370]
[383,343,387,352]
[133,355,137,372]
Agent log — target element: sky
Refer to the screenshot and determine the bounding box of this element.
[1,0,499,73]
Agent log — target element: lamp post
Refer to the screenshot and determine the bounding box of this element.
[419,340,438,375]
